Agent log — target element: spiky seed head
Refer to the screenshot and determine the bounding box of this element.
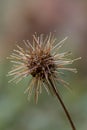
[8,33,81,103]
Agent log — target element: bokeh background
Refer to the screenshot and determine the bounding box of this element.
[0,0,87,130]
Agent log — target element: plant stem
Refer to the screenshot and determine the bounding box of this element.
[48,77,76,130]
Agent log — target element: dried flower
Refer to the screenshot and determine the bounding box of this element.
[8,33,81,130]
[8,33,80,101]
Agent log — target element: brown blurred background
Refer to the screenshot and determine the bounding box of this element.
[0,0,87,130]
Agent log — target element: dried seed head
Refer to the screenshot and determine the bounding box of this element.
[8,33,81,103]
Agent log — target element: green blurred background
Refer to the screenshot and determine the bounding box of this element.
[0,0,87,130]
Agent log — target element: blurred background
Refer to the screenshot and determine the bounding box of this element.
[0,0,87,130]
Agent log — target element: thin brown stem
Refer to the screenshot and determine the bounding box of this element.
[48,77,76,130]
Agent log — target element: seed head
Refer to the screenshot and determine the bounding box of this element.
[8,33,81,103]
